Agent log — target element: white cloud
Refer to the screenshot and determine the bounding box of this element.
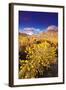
[19,27,41,35]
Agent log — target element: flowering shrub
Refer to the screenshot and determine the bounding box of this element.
[19,39,57,79]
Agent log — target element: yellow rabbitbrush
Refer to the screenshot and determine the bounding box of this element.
[19,41,57,79]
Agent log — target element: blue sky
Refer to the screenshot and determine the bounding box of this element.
[19,11,58,34]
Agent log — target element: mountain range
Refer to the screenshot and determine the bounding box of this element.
[19,25,58,36]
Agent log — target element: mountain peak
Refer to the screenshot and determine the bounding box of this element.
[47,25,58,32]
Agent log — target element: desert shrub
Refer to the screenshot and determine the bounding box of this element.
[19,41,57,79]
